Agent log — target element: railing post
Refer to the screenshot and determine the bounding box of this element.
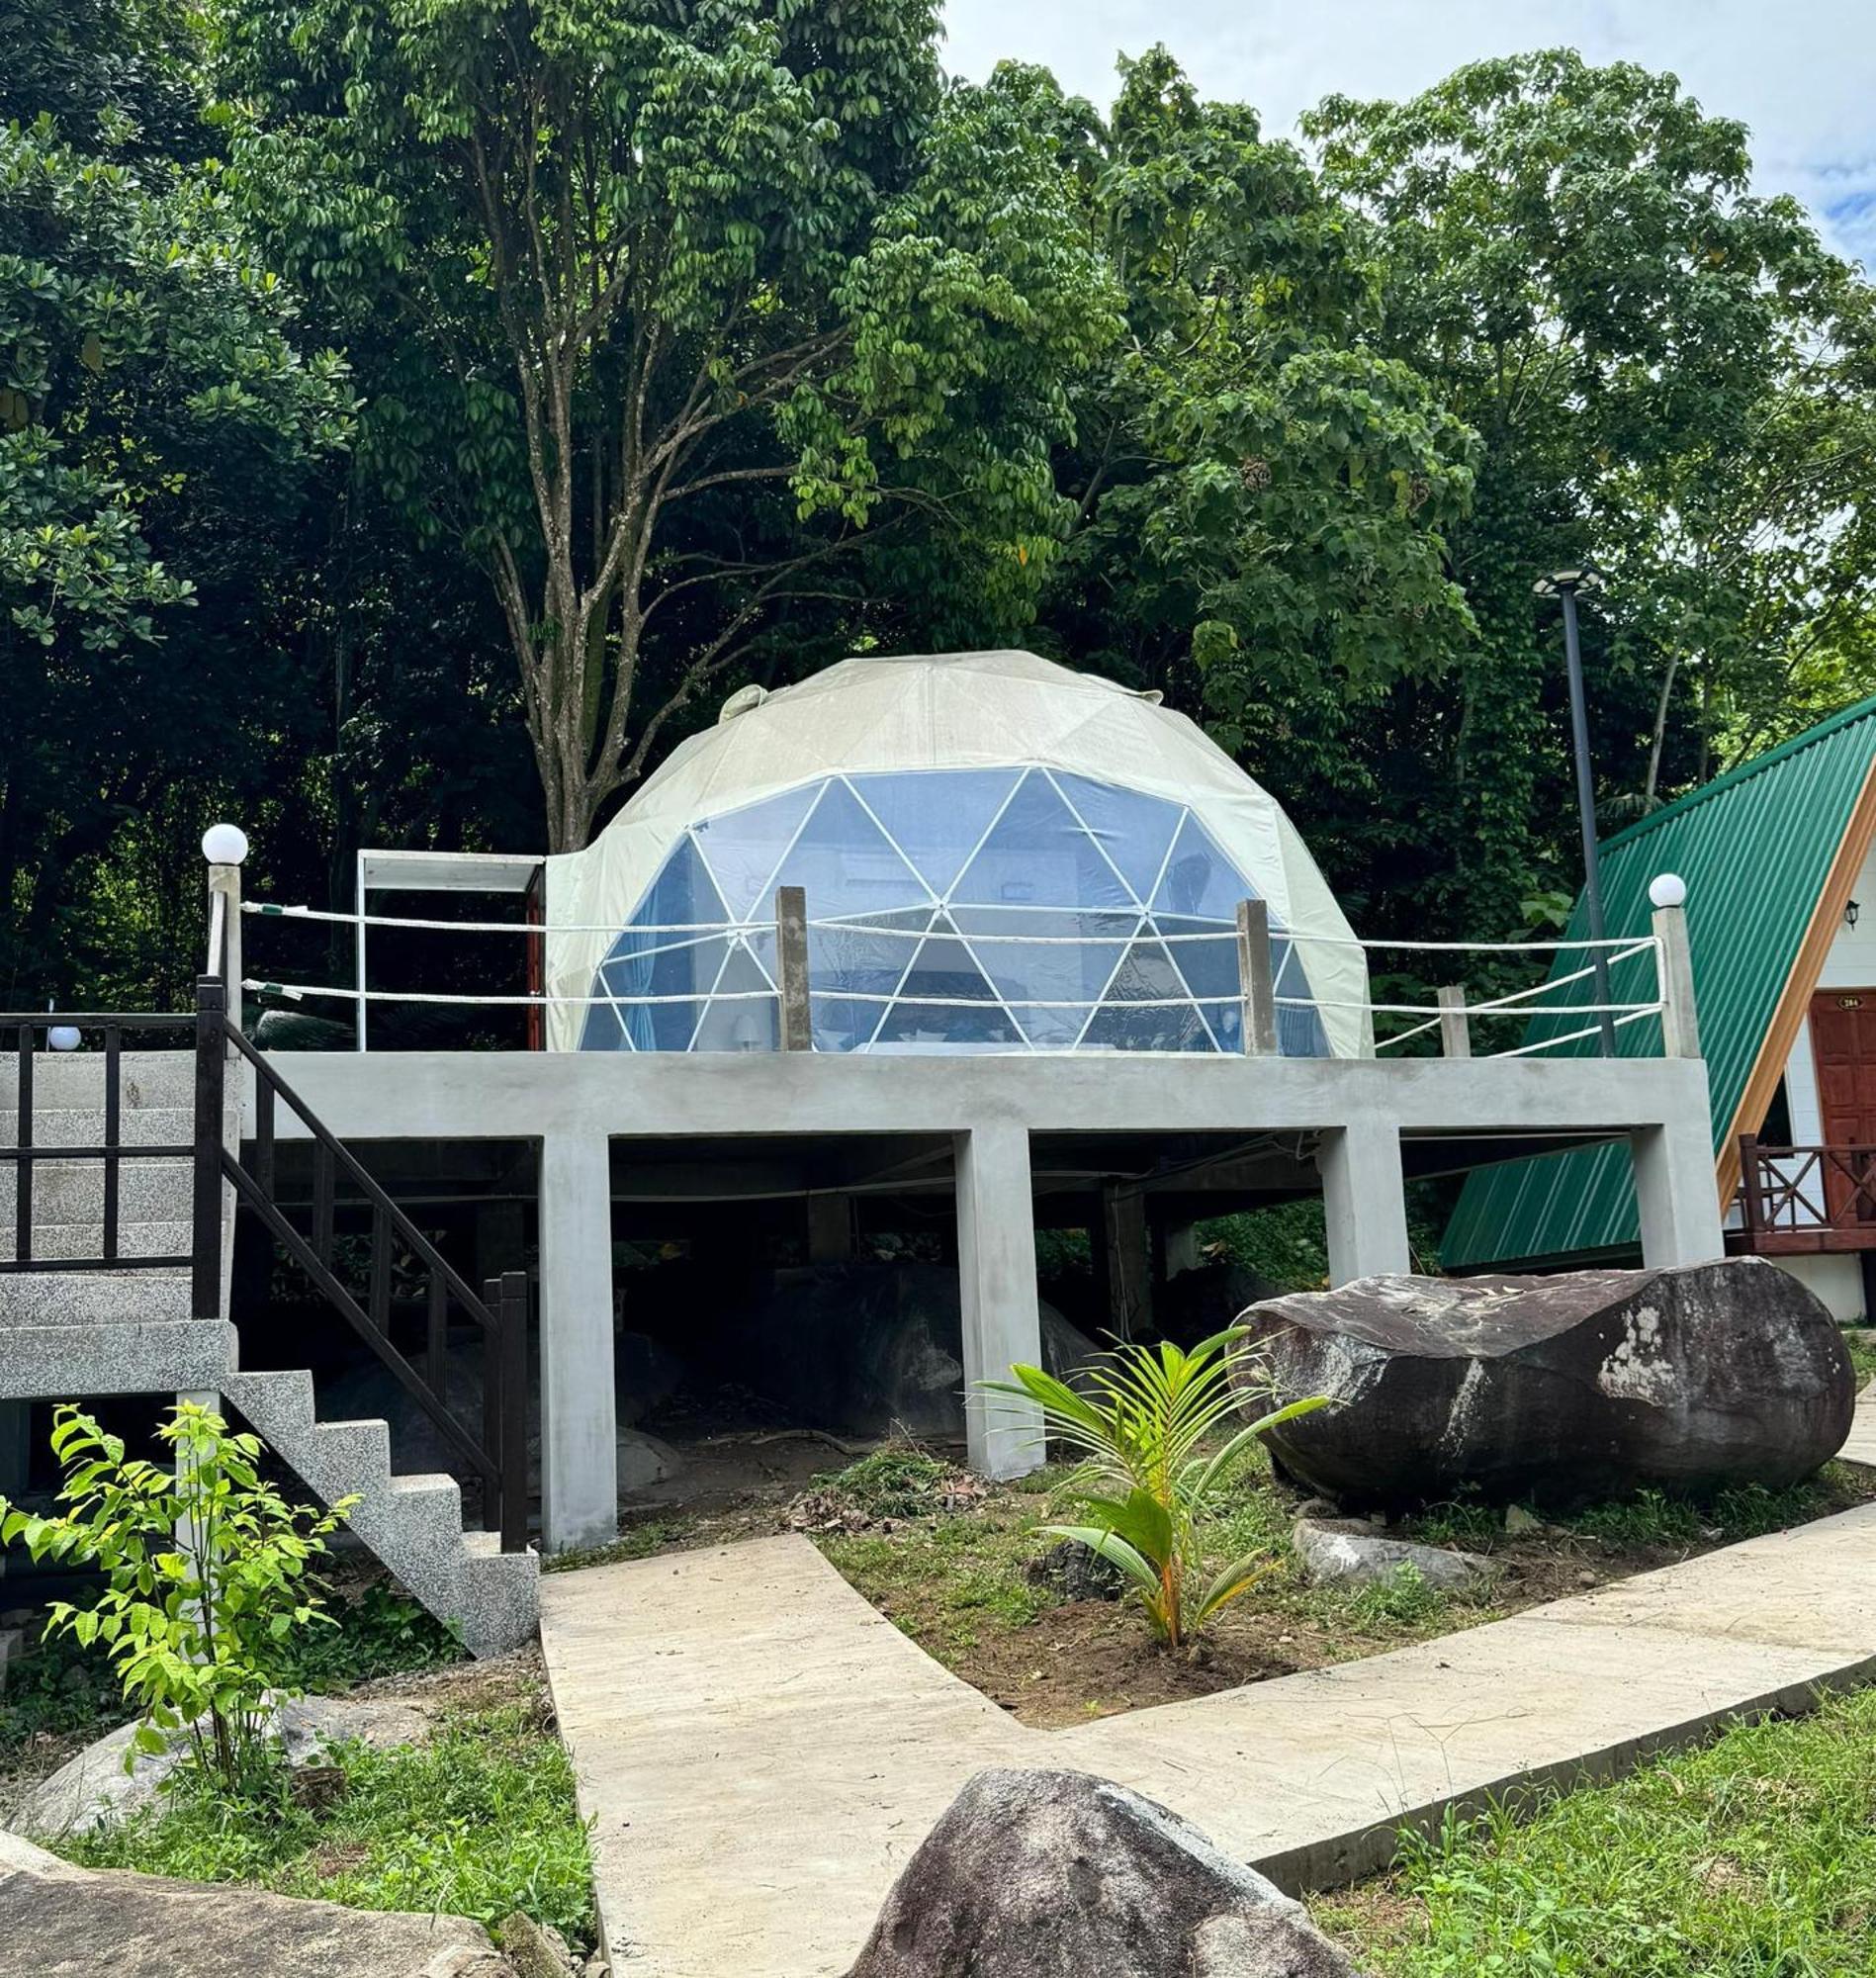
[191,976,226,1319]
[1738,1133,1766,1240]
[1437,985,1472,1059]
[1235,899,1278,1056]
[201,824,246,1034]
[775,885,812,1052]
[496,1269,530,1552]
[1649,876,1700,1059]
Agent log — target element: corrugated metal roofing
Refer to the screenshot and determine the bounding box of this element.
[1443,694,1876,1269]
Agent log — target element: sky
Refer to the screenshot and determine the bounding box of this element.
[939,0,1876,269]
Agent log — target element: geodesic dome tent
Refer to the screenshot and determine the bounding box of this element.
[542,651,1371,1056]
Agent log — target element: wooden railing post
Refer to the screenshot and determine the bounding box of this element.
[1437,985,1472,1059]
[1235,899,1278,1056]
[496,1270,530,1552]
[775,885,812,1052]
[191,976,226,1318]
[1738,1133,1765,1239]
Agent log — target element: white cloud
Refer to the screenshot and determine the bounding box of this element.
[940,0,1876,267]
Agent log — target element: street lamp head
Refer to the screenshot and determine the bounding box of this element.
[201,822,249,866]
[1648,872,1687,910]
[1534,564,1604,599]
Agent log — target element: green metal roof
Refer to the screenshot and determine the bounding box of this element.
[1443,695,1876,1270]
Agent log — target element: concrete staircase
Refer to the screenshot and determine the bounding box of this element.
[2,1049,537,1656]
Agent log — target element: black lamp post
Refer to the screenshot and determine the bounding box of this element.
[1534,566,1615,1056]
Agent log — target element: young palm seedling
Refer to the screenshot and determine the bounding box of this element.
[985,1329,1326,1651]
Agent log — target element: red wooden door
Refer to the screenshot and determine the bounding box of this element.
[1811,989,1876,1221]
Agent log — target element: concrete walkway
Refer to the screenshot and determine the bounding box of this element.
[540,1504,1876,1978]
[1840,1378,1876,1466]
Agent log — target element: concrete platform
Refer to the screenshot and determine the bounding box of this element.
[539,1508,1876,1978]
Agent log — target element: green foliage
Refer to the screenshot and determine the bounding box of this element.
[1321,1688,1876,1976]
[1341,1562,1445,1629]
[279,1582,465,1692]
[216,0,1119,849]
[0,1402,355,1792]
[988,1330,1328,1648]
[66,1697,597,1951]
[1302,49,1876,942]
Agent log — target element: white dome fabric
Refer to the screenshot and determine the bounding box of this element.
[542,650,1371,1056]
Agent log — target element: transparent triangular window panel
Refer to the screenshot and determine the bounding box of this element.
[775,778,932,917]
[849,769,1021,899]
[1050,772,1183,907]
[1151,813,1250,924]
[693,942,781,1053]
[691,783,820,923]
[950,768,1133,918]
[598,931,730,1050]
[614,837,728,945]
[1082,937,1217,1052]
[966,909,1128,1050]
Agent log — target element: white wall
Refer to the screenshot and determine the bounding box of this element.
[1776,1253,1865,1322]
[1778,834,1876,1143]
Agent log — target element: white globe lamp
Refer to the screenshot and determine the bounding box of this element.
[46,1023,81,1052]
[202,823,249,866]
[1648,872,1686,910]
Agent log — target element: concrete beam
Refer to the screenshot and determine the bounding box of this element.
[538,1131,618,1553]
[1318,1124,1410,1284]
[1632,1117,1727,1269]
[262,1047,1717,1143]
[954,1121,1043,1481]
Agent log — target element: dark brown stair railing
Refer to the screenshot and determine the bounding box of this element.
[202,982,530,1552]
[1,1010,197,1276]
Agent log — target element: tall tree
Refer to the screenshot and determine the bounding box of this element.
[1306,50,1876,932]
[218,0,1117,851]
[0,3,351,1000]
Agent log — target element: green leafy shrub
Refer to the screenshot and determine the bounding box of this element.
[987,1331,1328,1649]
[0,1402,355,1791]
[69,1699,597,1950]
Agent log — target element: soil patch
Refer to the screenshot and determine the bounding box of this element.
[554,1437,1876,1730]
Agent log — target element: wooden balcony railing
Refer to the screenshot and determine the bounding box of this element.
[1733,1134,1876,1254]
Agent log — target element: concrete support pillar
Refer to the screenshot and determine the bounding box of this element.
[538,1131,618,1553]
[806,1192,855,1264]
[1632,1119,1726,1269]
[1317,1123,1410,1285]
[954,1121,1043,1481]
[1100,1181,1150,1340]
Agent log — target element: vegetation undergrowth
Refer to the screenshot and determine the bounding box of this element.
[1316,1686,1876,1977]
[64,1688,596,1951]
[0,1403,355,1792]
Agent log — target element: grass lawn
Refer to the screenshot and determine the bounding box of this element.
[58,1652,596,1955]
[549,1441,1876,1729]
[1315,1685,1876,1977]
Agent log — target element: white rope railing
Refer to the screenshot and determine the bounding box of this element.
[241,888,1686,1060]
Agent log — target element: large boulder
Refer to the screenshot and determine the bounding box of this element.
[0,1833,514,1976]
[1239,1258,1856,1511]
[732,1266,1096,1440]
[845,1768,1367,1977]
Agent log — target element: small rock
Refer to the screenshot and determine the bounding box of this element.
[1025,1539,1125,1603]
[1504,1505,1542,1535]
[1293,1517,1494,1594]
[499,1910,579,1977]
[1577,1571,1599,1587]
[290,1765,348,1816]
